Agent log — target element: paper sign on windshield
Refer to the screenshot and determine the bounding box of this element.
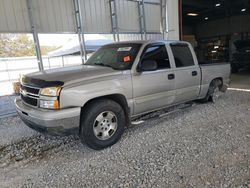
[117,47,132,51]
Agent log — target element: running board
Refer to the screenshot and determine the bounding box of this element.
[131,102,195,125]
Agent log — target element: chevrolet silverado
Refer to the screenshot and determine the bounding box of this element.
[15,40,231,150]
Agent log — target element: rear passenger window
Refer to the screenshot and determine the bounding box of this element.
[142,45,170,69]
[171,45,195,68]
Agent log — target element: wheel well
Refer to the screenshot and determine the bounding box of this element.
[80,94,131,127]
[211,77,223,87]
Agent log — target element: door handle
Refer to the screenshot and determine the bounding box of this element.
[192,71,198,76]
[168,74,175,80]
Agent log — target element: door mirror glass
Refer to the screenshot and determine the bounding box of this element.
[139,60,158,72]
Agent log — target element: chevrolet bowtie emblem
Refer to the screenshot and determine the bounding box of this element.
[21,90,28,97]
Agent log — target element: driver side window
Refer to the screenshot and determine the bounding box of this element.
[142,45,170,69]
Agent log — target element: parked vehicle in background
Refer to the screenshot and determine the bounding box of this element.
[15,40,231,150]
[231,39,250,73]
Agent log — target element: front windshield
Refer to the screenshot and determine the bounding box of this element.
[85,43,142,70]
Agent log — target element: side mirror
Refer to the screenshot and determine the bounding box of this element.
[138,60,158,72]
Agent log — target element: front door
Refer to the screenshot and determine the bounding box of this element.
[132,43,176,115]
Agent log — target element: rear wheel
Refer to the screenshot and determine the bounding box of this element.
[80,99,125,150]
[200,79,222,103]
[211,86,221,103]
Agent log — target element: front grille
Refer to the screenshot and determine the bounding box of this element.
[21,85,39,95]
[20,84,40,107]
[21,94,38,106]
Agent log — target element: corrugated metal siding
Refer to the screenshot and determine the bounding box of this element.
[144,3,161,32]
[0,0,174,34]
[0,0,30,33]
[33,0,76,33]
[116,0,140,33]
[79,0,111,33]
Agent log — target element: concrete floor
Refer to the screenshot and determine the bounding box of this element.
[230,69,250,89]
[1,86,250,187]
[0,95,17,118]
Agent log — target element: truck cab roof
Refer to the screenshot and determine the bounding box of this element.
[102,40,189,47]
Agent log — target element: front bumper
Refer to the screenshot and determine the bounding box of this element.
[15,97,81,135]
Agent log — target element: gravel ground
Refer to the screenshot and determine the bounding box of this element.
[0,90,249,187]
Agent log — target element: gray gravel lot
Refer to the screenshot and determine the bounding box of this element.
[0,90,249,187]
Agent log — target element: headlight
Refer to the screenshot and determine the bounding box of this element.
[40,87,61,96]
[39,87,61,109]
[40,99,60,109]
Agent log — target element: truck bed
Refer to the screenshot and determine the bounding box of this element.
[199,63,231,99]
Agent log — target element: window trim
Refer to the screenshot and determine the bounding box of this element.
[170,42,189,47]
[137,42,171,71]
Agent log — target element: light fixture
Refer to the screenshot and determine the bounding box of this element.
[241,8,246,12]
[187,13,198,16]
[214,46,219,49]
[205,17,208,20]
[215,3,221,7]
[212,50,217,53]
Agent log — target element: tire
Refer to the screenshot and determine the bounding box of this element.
[80,99,125,150]
[200,79,222,103]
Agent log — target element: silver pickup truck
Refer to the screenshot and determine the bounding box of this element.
[15,40,230,150]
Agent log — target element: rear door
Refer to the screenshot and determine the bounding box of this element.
[132,43,176,115]
[169,43,201,103]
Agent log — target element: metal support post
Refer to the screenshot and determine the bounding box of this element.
[161,0,167,39]
[138,0,147,40]
[73,0,87,63]
[141,0,147,40]
[109,0,120,41]
[109,0,116,41]
[178,0,183,40]
[165,0,170,39]
[138,1,143,40]
[26,0,44,71]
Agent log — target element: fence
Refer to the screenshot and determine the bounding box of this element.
[0,55,82,82]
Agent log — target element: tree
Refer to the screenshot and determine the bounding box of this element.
[0,34,59,57]
[0,34,35,57]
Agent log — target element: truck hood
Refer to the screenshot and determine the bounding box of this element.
[22,65,122,88]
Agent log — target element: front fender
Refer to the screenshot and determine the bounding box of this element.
[59,78,132,109]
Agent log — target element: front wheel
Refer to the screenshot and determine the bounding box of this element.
[80,99,125,150]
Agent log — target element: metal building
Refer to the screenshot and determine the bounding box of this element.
[0,0,180,70]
